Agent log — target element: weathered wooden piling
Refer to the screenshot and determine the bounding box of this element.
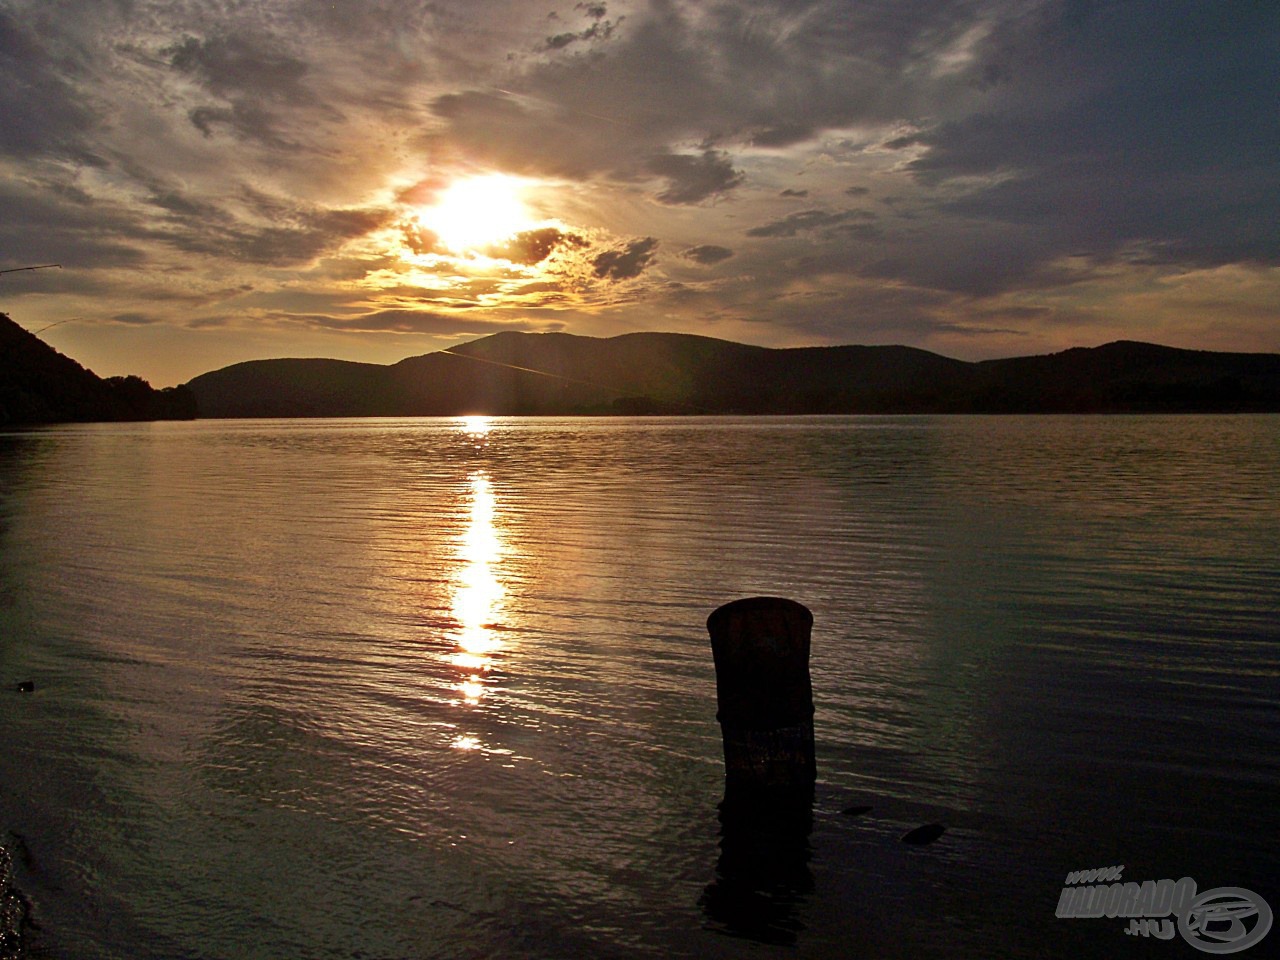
[707,597,815,807]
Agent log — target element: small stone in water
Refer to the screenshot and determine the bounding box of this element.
[901,823,946,845]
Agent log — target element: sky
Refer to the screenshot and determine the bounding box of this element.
[1,0,1277,386]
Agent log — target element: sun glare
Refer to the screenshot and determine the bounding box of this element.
[418,174,536,253]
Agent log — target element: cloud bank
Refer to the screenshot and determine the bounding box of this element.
[0,0,1275,383]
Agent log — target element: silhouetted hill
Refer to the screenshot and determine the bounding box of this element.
[184,331,1280,418]
[970,340,1280,412]
[179,357,395,418]
[1,312,197,424]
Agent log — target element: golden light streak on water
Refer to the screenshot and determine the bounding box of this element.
[448,440,506,712]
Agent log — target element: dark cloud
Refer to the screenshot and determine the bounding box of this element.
[188,101,301,149]
[593,237,658,280]
[487,227,586,265]
[511,281,563,296]
[844,186,870,197]
[430,0,1045,206]
[157,205,392,267]
[896,0,1280,275]
[696,275,966,347]
[780,189,808,198]
[271,209,393,265]
[0,7,99,162]
[146,190,222,220]
[401,222,441,256]
[544,16,619,51]
[779,223,1060,299]
[395,178,449,207]
[165,32,331,147]
[927,320,1026,338]
[166,33,309,102]
[429,1,943,185]
[305,310,555,335]
[425,90,595,176]
[646,150,743,204]
[682,245,734,265]
[289,0,469,47]
[0,178,147,269]
[545,32,579,50]
[421,0,1012,201]
[430,89,520,123]
[751,124,817,148]
[746,209,876,239]
[882,133,920,151]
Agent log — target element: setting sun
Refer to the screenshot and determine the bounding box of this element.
[417,174,536,253]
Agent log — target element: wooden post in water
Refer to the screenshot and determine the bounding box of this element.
[707,597,815,810]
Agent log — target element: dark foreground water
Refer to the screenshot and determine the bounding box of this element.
[0,415,1277,959]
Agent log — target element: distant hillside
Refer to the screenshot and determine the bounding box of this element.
[0,312,197,425]
[185,331,1280,418]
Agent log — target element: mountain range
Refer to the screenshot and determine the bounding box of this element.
[5,312,1277,423]
[185,331,1280,418]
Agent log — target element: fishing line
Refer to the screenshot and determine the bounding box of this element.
[437,346,710,412]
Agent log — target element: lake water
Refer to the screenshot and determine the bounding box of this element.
[1,415,1277,959]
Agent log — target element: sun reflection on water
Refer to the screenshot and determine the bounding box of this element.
[460,415,491,448]
[449,460,505,710]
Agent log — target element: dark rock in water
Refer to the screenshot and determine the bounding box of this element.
[840,804,873,817]
[901,823,946,845]
[14,682,34,693]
